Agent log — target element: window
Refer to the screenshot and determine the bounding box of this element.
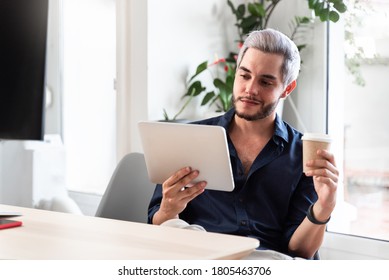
[46,0,117,194]
[327,0,389,242]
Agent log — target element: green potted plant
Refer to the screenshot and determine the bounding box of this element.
[163,0,347,121]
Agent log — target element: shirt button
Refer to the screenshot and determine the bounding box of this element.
[239,198,244,203]
[240,220,247,226]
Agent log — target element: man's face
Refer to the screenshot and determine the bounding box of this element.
[232,48,287,121]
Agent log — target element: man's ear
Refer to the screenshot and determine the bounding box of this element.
[281,80,297,98]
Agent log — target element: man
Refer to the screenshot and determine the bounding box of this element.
[148,28,338,259]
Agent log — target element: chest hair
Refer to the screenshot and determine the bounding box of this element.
[231,135,269,176]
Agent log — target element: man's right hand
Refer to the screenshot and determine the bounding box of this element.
[152,167,207,225]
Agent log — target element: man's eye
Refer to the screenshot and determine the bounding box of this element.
[240,74,250,80]
[261,80,272,86]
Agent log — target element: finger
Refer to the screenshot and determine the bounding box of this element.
[178,170,202,187]
[312,168,338,184]
[165,167,192,187]
[305,150,337,174]
[306,161,338,179]
[314,175,338,188]
[306,154,339,177]
[317,149,336,166]
[178,181,207,202]
[163,168,203,199]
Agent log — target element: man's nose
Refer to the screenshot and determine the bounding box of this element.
[245,80,258,96]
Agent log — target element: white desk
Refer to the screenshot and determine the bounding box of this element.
[0,204,259,260]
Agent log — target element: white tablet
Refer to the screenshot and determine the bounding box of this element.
[0,211,22,218]
[138,121,235,192]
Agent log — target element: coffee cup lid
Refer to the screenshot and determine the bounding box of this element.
[301,133,332,143]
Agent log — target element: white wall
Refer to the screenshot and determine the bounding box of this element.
[0,140,68,207]
[147,0,235,121]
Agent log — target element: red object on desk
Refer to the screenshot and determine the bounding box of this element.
[0,219,22,230]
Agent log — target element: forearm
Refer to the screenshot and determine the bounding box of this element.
[288,203,332,259]
[152,208,179,225]
[288,217,326,258]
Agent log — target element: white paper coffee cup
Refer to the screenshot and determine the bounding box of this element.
[301,133,332,174]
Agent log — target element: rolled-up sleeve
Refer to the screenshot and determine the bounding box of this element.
[147,184,163,224]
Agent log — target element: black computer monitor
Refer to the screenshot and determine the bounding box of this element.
[0,0,49,140]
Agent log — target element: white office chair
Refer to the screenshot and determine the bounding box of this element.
[95,152,156,223]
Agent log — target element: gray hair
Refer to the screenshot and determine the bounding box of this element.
[236,28,301,86]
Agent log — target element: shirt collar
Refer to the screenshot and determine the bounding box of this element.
[216,108,235,128]
[218,108,289,144]
[273,113,289,144]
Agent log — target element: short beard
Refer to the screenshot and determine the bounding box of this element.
[232,96,279,121]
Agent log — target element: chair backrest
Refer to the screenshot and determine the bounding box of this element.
[95,152,156,223]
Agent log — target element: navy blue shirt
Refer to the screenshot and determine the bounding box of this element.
[148,109,317,256]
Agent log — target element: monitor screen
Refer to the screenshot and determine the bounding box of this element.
[0,0,49,140]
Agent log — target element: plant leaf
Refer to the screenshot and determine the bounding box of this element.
[185,81,206,97]
[319,7,329,21]
[333,2,347,13]
[236,4,246,19]
[298,16,312,24]
[214,78,233,111]
[162,109,170,121]
[214,78,228,91]
[248,3,265,17]
[227,0,236,14]
[188,61,208,83]
[240,15,260,34]
[329,10,340,22]
[201,91,215,106]
[297,44,307,52]
[314,1,325,17]
[308,0,317,9]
